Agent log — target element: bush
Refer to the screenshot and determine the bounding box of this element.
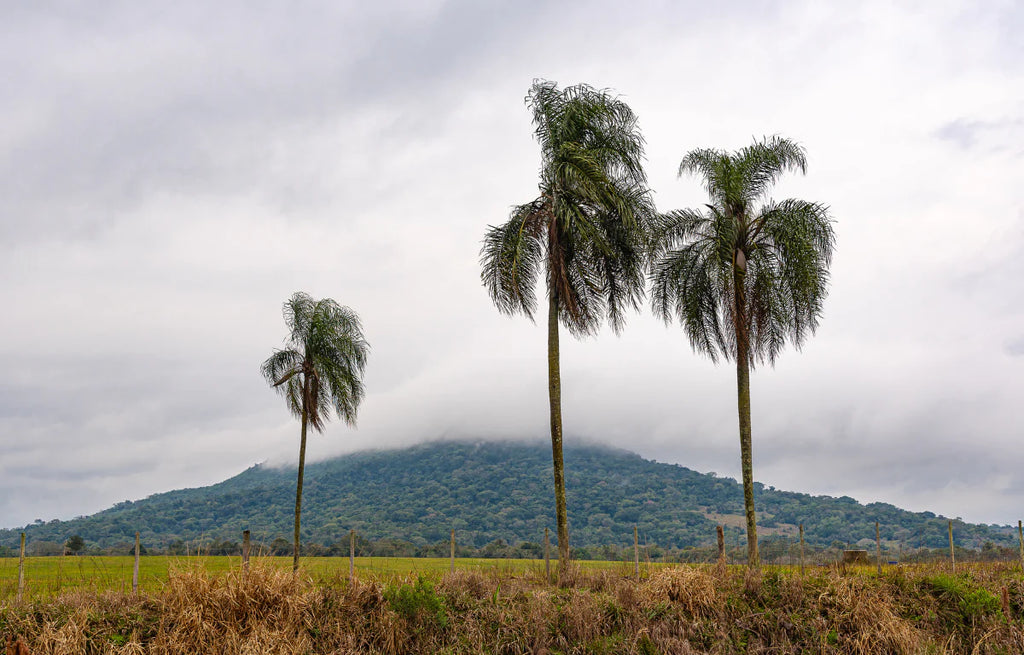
[384,576,448,629]
[925,573,1002,624]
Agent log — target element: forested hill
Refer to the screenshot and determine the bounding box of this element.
[0,441,1015,553]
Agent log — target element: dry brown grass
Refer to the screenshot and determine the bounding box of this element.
[1,561,1022,653]
[644,566,719,619]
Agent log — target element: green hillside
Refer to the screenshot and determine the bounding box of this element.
[0,441,1015,554]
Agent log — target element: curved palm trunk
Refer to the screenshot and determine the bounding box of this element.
[547,294,570,567]
[293,376,310,573]
[734,263,759,569]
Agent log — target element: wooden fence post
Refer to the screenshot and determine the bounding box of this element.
[132,532,140,594]
[544,527,550,580]
[1017,520,1023,572]
[716,525,725,571]
[633,525,639,579]
[242,530,251,575]
[875,522,882,575]
[450,529,455,574]
[17,532,26,602]
[349,529,355,581]
[948,520,955,574]
[799,524,805,575]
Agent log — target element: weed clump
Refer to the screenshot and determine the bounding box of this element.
[384,575,448,629]
[643,566,718,619]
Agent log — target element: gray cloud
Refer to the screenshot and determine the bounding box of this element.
[934,119,987,149]
[934,118,1024,152]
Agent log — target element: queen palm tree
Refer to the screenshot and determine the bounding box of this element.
[261,292,369,572]
[650,136,835,568]
[481,80,654,568]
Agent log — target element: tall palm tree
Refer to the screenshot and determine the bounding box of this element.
[481,80,654,568]
[650,136,835,568]
[261,292,369,572]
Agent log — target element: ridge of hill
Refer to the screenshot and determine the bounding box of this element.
[0,440,1015,553]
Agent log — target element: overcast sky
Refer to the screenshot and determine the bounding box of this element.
[1,0,1021,530]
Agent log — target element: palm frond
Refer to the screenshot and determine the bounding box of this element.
[261,349,302,386]
[648,208,710,260]
[745,248,791,366]
[678,148,730,204]
[261,348,304,419]
[480,201,546,321]
[586,184,652,333]
[651,238,729,360]
[283,293,316,347]
[754,198,835,350]
[737,136,807,203]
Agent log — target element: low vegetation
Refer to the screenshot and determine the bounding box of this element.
[2,560,1023,653]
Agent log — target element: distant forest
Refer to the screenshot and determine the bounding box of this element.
[0,441,1017,561]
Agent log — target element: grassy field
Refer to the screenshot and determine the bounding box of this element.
[0,555,641,600]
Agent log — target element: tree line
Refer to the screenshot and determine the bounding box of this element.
[9,531,1019,568]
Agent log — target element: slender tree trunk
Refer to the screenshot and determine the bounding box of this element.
[734,259,759,569]
[547,293,569,566]
[293,376,310,573]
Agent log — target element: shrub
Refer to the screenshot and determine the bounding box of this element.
[925,572,1002,625]
[385,576,448,629]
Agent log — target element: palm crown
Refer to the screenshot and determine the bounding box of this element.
[261,292,369,432]
[651,136,835,365]
[482,80,654,335]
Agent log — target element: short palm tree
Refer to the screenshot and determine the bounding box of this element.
[650,136,835,568]
[481,80,653,568]
[261,292,369,572]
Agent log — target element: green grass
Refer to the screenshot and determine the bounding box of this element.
[0,555,642,600]
[6,556,1004,602]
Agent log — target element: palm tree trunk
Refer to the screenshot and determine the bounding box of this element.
[547,293,570,567]
[736,344,759,568]
[293,377,309,573]
[733,263,759,569]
